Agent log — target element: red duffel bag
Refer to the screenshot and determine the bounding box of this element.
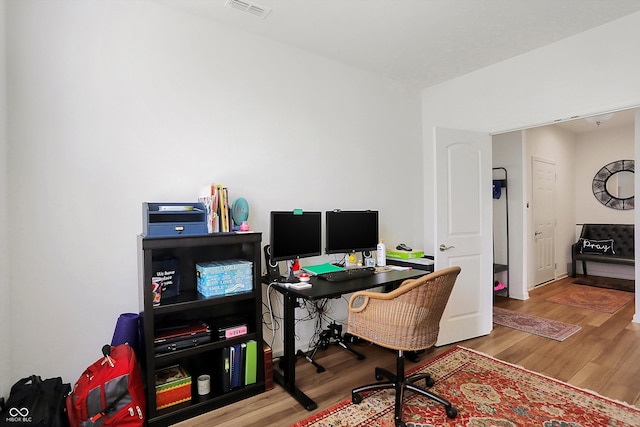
[66,344,145,426]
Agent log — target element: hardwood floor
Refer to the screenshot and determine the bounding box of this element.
[176,277,640,426]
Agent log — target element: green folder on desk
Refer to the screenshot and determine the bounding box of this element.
[302,263,345,275]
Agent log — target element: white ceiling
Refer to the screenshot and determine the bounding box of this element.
[154,0,638,132]
[155,0,640,89]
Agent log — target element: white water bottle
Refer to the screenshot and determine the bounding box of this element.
[376,241,386,267]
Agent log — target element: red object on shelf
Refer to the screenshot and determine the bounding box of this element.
[263,343,274,391]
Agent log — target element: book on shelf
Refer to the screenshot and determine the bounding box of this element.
[211,184,220,233]
[198,185,220,233]
[200,183,234,233]
[244,340,257,386]
[224,188,230,232]
[221,346,231,393]
[230,343,245,390]
[216,184,231,232]
[220,340,258,393]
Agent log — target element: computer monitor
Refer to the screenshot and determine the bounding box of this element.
[325,210,379,255]
[269,211,322,281]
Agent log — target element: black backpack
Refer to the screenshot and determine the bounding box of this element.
[0,375,70,427]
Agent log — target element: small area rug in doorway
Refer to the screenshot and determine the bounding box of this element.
[573,275,635,292]
[291,346,640,427]
[546,283,634,313]
[493,306,581,341]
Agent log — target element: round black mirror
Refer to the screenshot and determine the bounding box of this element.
[592,159,634,210]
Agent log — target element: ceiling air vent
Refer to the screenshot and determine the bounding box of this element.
[225,0,272,19]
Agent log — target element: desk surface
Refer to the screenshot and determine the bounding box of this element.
[268,268,429,300]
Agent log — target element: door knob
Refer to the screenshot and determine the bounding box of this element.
[439,244,455,252]
[534,231,542,236]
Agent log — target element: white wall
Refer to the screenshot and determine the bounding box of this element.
[422,12,640,321]
[3,0,422,393]
[0,0,10,396]
[574,124,635,224]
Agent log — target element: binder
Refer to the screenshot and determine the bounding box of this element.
[230,343,245,390]
[240,342,247,384]
[244,340,257,386]
[221,347,231,393]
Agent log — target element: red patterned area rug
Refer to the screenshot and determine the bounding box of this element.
[291,346,640,427]
[493,307,581,341]
[546,283,634,313]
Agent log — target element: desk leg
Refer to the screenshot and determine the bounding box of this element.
[273,371,317,411]
[275,293,317,411]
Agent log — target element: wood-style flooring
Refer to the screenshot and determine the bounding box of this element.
[176,276,640,426]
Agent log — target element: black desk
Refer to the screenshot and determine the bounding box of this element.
[265,269,429,410]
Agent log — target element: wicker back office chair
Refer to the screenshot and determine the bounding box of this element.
[347,266,461,427]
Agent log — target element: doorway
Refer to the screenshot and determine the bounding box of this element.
[532,157,556,287]
[491,108,636,299]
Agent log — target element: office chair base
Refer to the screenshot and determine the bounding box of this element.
[352,382,457,426]
[351,352,457,426]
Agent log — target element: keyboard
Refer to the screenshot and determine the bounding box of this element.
[317,267,375,282]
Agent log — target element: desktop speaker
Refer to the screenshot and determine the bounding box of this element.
[264,245,281,280]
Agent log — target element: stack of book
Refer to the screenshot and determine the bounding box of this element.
[220,340,258,393]
[154,322,211,354]
[198,184,232,233]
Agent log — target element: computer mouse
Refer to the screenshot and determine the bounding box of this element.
[396,243,412,251]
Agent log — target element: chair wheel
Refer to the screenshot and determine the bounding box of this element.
[394,419,406,427]
[425,377,435,387]
[446,406,458,418]
[374,367,384,381]
[352,393,362,404]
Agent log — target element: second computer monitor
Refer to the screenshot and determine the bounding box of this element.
[325,210,379,255]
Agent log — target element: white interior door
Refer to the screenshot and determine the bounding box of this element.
[434,127,493,345]
[532,157,556,286]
